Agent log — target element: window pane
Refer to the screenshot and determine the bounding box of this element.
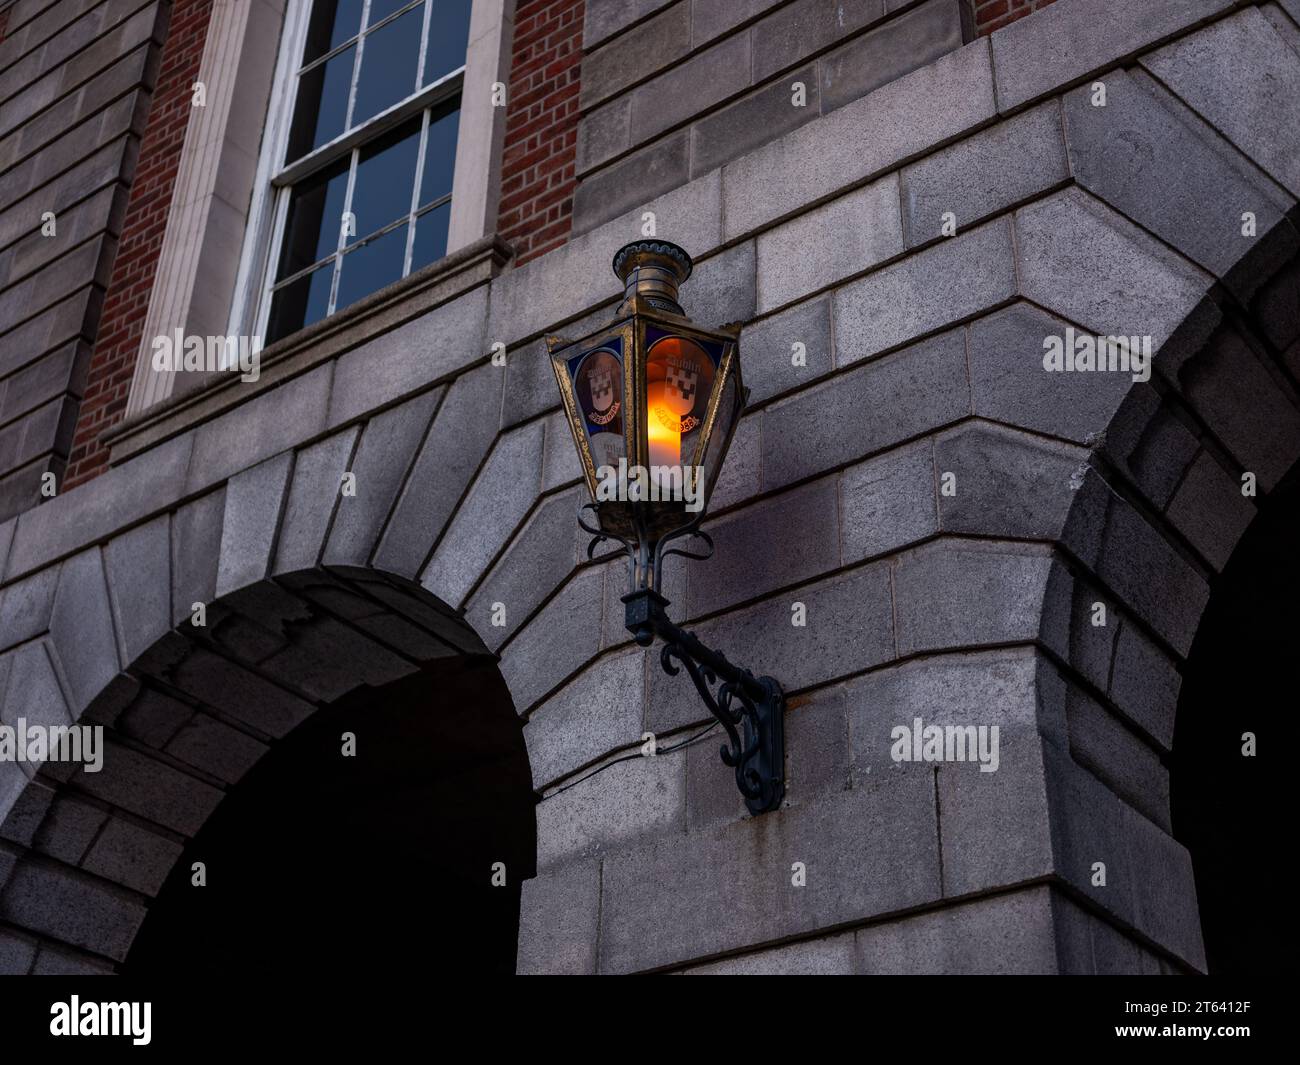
[368,0,420,27]
[302,0,365,65]
[267,262,335,343]
[419,102,459,207]
[287,45,355,161]
[411,201,451,270]
[353,5,423,126]
[352,120,421,240]
[425,0,472,85]
[337,223,409,310]
[277,158,351,280]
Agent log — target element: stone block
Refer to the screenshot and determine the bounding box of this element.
[681,239,756,327]
[0,928,35,974]
[216,452,292,597]
[0,860,145,962]
[421,417,545,608]
[738,297,833,404]
[0,565,58,651]
[1142,7,1300,197]
[170,488,224,627]
[327,286,487,427]
[893,538,1054,657]
[856,887,1059,973]
[683,932,855,974]
[707,410,760,512]
[901,100,1067,246]
[0,642,69,734]
[572,131,688,234]
[322,389,440,567]
[833,218,1016,365]
[688,476,840,617]
[935,421,1087,540]
[188,365,330,493]
[756,174,902,313]
[102,516,170,665]
[540,410,583,493]
[272,427,358,575]
[584,0,677,50]
[1065,684,1170,830]
[723,40,996,240]
[1063,68,1296,302]
[648,562,894,733]
[819,0,964,115]
[373,365,502,578]
[164,711,268,785]
[840,440,936,562]
[1108,620,1180,750]
[116,685,192,749]
[49,548,119,713]
[499,565,606,714]
[761,327,969,490]
[75,740,223,837]
[751,0,886,83]
[1164,450,1256,571]
[165,646,315,739]
[517,858,601,974]
[579,2,690,110]
[536,751,684,869]
[991,0,1233,113]
[523,648,645,788]
[690,65,819,179]
[1097,387,1200,509]
[80,816,183,897]
[629,32,751,146]
[598,770,939,972]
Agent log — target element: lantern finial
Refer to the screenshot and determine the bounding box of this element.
[612,240,692,316]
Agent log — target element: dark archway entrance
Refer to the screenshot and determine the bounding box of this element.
[122,650,535,974]
[1171,466,1295,975]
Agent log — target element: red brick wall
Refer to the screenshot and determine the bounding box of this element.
[64,0,215,489]
[496,0,583,267]
[973,0,1058,34]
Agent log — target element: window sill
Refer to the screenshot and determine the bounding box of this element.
[102,233,513,467]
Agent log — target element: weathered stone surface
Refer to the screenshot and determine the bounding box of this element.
[80,817,183,897]
[893,539,1054,657]
[1098,388,1200,510]
[598,770,939,972]
[115,685,191,749]
[216,452,292,597]
[536,752,683,869]
[1046,744,1206,970]
[691,0,781,44]
[0,928,35,974]
[102,516,170,665]
[991,0,1233,113]
[322,390,440,566]
[517,857,600,974]
[421,418,545,607]
[901,101,1067,246]
[540,410,583,493]
[724,40,995,239]
[1064,69,1296,301]
[1065,684,1169,830]
[840,440,936,562]
[499,564,605,714]
[739,297,833,404]
[524,648,645,788]
[751,0,886,83]
[756,174,902,313]
[690,66,819,179]
[1143,7,1300,197]
[49,548,119,711]
[76,741,223,837]
[629,32,751,145]
[165,711,268,785]
[579,2,690,110]
[0,565,58,651]
[707,410,759,512]
[188,365,331,493]
[856,887,1059,974]
[272,427,358,575]
[327,287,486,427]
[1164,450,1256,571]
[165,647,315,739]
[761,328,969,489]
[688,477,839,617]
[648,563,894,733]
[170,488,224,627]
[573,132,688,235]
[1108,619,1180,750]
[935,422,1087,540]
[683,932,855,974]
[0,860,146,962]
[584,0,677,50]
[834,218,1015,365]
[819,0,964,115]
[1015,189,1210,352]
[466,486,583,651]
[373,365,501,578]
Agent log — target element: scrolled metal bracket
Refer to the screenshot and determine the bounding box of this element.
[623,587,785,815]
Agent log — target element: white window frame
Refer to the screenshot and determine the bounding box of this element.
[122,0,513,418]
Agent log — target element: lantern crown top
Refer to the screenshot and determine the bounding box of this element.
[612,240,693,316]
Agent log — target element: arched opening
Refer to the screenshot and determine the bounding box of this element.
[123,655,535,974]
[1170,465,1294,974]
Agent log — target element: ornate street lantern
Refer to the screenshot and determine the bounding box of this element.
[547,240,785,814]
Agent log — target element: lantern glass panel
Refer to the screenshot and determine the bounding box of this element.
[701,359,743,499]
[566,336,627,474]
